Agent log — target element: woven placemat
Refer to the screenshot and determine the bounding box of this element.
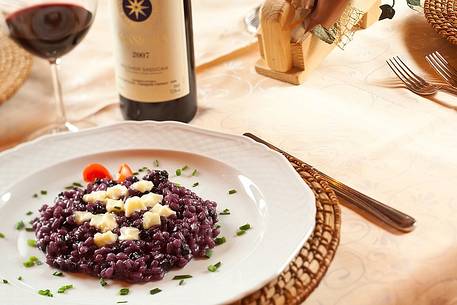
[0,32,33,104]
[424,0,457,45]
[234,154,342,305]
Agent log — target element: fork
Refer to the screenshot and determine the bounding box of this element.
[244,5,260,35]
[426,51,457,89]
[386,56,457,96]
[244,133,416,233]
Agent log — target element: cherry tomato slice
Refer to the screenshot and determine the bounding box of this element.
[83,163,113,183]
[117,163,134,182]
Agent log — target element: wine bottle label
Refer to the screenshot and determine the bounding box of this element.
[111,0,190,103]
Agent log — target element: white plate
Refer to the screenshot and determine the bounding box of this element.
[0,122,315,305]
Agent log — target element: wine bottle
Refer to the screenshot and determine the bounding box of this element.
[111,0,197,122]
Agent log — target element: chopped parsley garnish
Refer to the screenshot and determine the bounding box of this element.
[215,237,226,245]
[65,182,83,189]
[52,271,64,277]
[192,169,199,177]
[172,275,192,280]
[154,159,160,167]
[239,224,251,231]
[236,224,252,236]
[32,193,38,198]
[215,224,221,229]
[150,288,162,295]
[25,227,34,232]
[181,165,189,171]
[175,169,182,176]
[38,289,53,297]
[99,278,107,287]
[138,167,149,172]
[219,208,230,215]
[15,221,25,230]
[40,190,47,195]
[23,256,41,268]
[208,262,222,272]
[204,249,213,258]
[27,239,37,247]
[117,302,128,304]
[23,261,34,268]
[228,189,237,195]
[17,276,22,281]
[26,211,33,216]
[114,206,122,210]
[179,279,185,286]
[0,233,5,238]
[192,182,199,187]
[2,279,8,284]
[132,172,139,176]
[57,284,73,294]
[119,288,129,295]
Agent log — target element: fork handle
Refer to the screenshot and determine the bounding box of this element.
[441,85,457,96]
[243,133,416,233]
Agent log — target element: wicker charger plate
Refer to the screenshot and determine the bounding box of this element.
[234,152,342,305]
[0,32,33,104]
[424,0,457,45]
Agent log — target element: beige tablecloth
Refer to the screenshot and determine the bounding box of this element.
[2,1,457,304]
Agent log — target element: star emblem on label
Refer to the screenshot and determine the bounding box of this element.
[123,0,152,22]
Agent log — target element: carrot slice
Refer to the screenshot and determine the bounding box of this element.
[83,163,112,183]
[117,163,134,182]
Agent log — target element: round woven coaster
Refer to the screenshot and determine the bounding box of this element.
[424,0,457,45]
[0,32,33,104]
[234,157,342,305]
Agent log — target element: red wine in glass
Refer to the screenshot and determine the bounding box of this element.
[0,0,97,136]
[6,3,93,60]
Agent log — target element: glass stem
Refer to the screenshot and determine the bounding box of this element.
[49,59,67,126]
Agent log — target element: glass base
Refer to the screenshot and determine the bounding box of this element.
[26,121,94,141]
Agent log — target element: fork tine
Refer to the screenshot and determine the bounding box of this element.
[433,52,457,79]
[434,52,457,76]
[390,58,421,89]
[395,56,428,85]
[387,59,417,90]
[426,53,453,83]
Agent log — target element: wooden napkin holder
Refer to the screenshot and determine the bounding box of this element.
[256,0,381,85]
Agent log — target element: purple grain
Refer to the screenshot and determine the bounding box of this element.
[32,170,218,282]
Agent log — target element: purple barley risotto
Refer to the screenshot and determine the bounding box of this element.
[32,170,219,282]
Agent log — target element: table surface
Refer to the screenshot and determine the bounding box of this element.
[2,1,457,304]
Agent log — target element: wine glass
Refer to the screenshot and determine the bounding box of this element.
[0,0,98,135]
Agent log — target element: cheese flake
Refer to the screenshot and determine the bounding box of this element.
[130,180,154,193]
[106,184,128,200]
[143,211,161,229]
[119,227,140,241]
[73,211,94,224]
[141,193,163,208]
[90,213,118,232]
[83,191,108,204]
[124,196,147,217]
[94,231,118,247]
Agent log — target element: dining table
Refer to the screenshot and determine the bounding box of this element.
[1,0,457,304]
